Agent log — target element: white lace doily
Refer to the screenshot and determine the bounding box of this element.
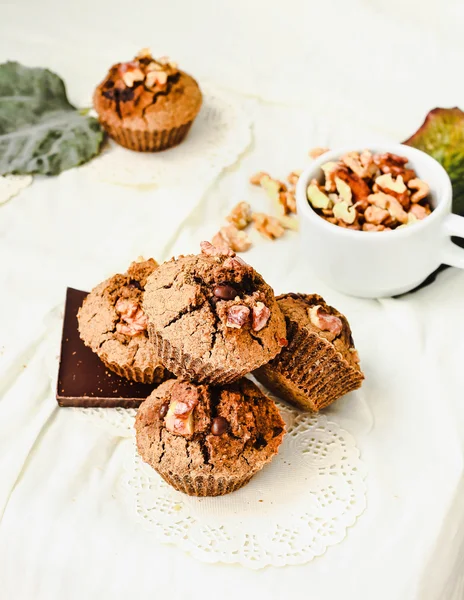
[45,311,367,568]
[120,400,367,569]
[0,174,32,204]
[87,85,252,187]
[72,406,137,437]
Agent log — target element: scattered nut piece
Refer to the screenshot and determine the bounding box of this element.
[321,162,338,192]
[335,169,370,202]
[250,171,270,186]
[408,178,430,203]
[364,205,389,225]
[146,62,164,72]
[213,225,252,253]
[375,173,407,194]
[200,240,234,257]
[259,176,288,215]
[359,149,379,177]
[287,170,302,187]
[278,215,299,230]
[387,196,408,224]
[136,48,152,59]
[333,201,356,224]
[122,68,145,87]
[409,203,429,220]
[335,177,352,204]
[116,51,178,92]
[374,153,411,179]
[223,256,248,270]
[363,223,386,232]
[226,201,252,230]
[367,192,393,209]
[397,212,420,229]
[307,184,331,209]
[252,213,285,239]
[165,387,199,437]
[252,302,271,331]
[308,305,343,335]
[279,190,297,215]
[342,151,369,178]
[115,298,147,336]
[145,70,168,88]
[309,147,330,159]
[226,305,250,329]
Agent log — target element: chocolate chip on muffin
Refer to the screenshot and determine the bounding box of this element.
[135,378,285,496]
[93,49,202,152]
[142,242,287,385]
[78,258,168,384]
[254,293,364,411]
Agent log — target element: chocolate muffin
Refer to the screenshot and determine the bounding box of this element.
[78,259,167,384]
[143,242,287,385]
[255,293,364,411]
[94,48,202,152]
[135,378,285,496]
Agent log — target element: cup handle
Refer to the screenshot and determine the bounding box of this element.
[441,214,464,268]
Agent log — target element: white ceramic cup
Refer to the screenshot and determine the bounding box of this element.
[295,144,464,298]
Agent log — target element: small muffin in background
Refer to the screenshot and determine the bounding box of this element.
[78,258,167,384]
[135,378,285,496]
[93,48,202,152]
[143,241,288,386]
[254,293,364,411]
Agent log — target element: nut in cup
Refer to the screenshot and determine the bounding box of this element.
[296,144,464,298]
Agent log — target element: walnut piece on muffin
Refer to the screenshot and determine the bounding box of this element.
[77,258,168,384]
[93,49,202,152]
[135,378,285,496]
[254,293,364,411]
[142,242,287,385]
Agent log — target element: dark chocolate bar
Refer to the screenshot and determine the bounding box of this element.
[57,288,155,408]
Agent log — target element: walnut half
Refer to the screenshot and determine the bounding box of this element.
[115,298,147,336]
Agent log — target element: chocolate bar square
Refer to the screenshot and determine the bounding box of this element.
[57,288,155,408]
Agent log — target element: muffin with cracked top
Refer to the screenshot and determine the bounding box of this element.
[77,258,167,384]
[255,293,364,411]
[94,48,202,152]
[135,378,285,496]
[143,241,287,385]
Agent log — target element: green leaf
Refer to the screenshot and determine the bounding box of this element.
[0,61,104,176]
[404,107,464,216]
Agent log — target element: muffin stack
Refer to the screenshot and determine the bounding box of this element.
[78,243,363,496]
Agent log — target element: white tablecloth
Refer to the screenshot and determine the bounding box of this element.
[1,1,464,599]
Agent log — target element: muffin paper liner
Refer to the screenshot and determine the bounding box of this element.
[100,120,193,152]
[150,326,252,385]
[101,356,166,385]
[157,470,254,497]
[254,319,364,412]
